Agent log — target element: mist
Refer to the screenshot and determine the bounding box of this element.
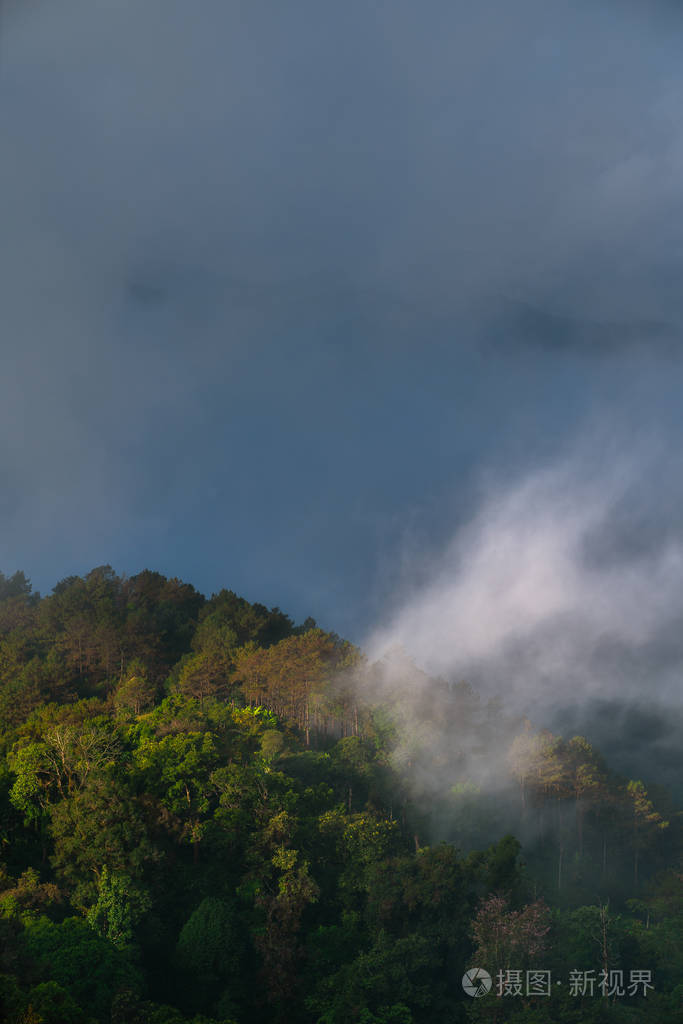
[365,435,683,800]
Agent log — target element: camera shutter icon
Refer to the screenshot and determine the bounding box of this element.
[462,968,492,997]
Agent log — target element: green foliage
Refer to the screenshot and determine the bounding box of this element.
[0,868,61,922]
[114,665,157,716]
[0,565,680,1024]
[86,866,150,948]
[260,729,285,764]
[176,897,241,980]
[0,571,34,605]
[20,915,142,1021]
[24,981,88,1024]
[8,743,52,825]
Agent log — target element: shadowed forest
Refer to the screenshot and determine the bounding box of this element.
[0,566,680,1023]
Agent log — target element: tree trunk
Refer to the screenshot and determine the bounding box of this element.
[600,905,609,997]
[558,844,563,892]
[602,833,607,881]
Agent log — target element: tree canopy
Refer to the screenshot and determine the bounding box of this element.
[0,565,679,1024]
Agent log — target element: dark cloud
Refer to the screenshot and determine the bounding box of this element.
[488,298,680,356]
[2,0,683,770]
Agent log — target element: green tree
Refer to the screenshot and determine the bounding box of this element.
[49,774,157,909]
[114,662,156,716]
[175,897,242,1014]
[86,865,150,948]
[254,845,320,1012]
[133,730,220,863]
[23,981,87,1024]
[19,915,142,1022]
[625,781,669,886]
[235,630,353,744]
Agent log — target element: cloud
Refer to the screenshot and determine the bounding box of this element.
[487,299,679,357]
[3,0,683,637]
[364,435,683,789]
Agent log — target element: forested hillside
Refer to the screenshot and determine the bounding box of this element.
[0,567,680,1023]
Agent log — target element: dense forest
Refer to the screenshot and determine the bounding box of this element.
[0,566,680,1023]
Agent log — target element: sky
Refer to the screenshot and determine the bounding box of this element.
[3,1,683,772]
